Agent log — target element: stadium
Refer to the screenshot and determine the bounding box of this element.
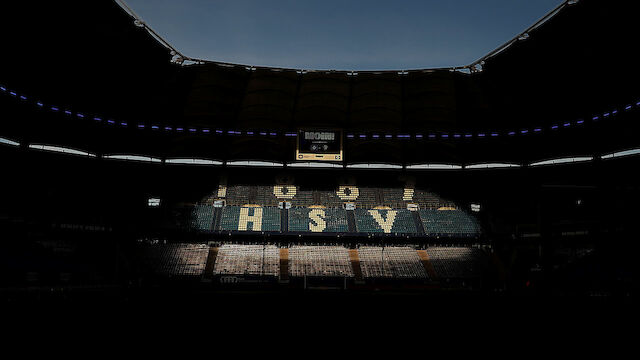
[0,0,637,306]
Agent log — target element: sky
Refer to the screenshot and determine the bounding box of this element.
[125,0,564,71]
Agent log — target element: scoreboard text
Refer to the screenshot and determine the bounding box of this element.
[296,130,343,161]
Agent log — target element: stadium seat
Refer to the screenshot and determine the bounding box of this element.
[190,204,215,232]
[139,243,210,276]
[288,207,349,232]
[288,245,354,277]
[358,246,428,279]
[426,247,487,279]
[219,206,281,232]
[214,244,279,276]
[419,209,480,236]
[354,208,417,234]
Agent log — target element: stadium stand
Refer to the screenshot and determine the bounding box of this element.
[131,243,489,281]
[426,247,487,279]
[189,184,481,237]
[288,245,354,277]
[420,209,480,236]
[354,208,417,234]
[219,206,281,232]
[354,187,378,208]
[138,243,209,276]
[1,0,637,301]
[317,191,345,208]
[213,244,279,276]
[358,246,428,279]
[190,204,215,232]
[381,187,406,209]
[289,189,315,207]
[412,190,445,209]
[226,185,279,206]
[288,207,349,232]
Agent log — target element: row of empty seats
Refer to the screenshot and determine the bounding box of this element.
[190,204,214,232]
[427,247,486,279]
[219,206,281,231]
[214,244,279,276]
[288,207,349,232]
[354,209,416,234]
[136,243,487,279]
[420,209,480,236]
[358,246,428,279]
[288,246,354,278]
[223,185,447,209]
[225,185,280,206]
[198,205,479,236]
[138,243,210,276]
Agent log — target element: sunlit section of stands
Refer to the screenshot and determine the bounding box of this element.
[288,207,349,232]
[420,209,480,236]
[133,243,487,281]
[354,209,416,234]
[426,247,486,278]
[190,204,214,232]
[139,244,209,276]
[288,246,354,277]
[213,244,279,276]
[358,246,428,279]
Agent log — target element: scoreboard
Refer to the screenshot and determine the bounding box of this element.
[296,129,343,161]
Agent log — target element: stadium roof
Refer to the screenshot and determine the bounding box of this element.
[1,0,639,165]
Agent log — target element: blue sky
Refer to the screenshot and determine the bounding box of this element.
[125,0,564,70]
